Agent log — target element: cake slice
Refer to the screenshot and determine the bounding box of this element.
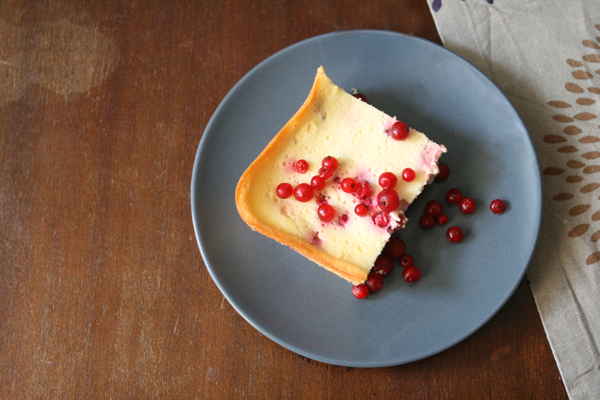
[235,67,446,285]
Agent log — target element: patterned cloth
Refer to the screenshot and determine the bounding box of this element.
[428,1,600,398]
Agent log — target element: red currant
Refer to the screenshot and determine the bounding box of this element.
[402,265,421,283]
[338,214,349,225]
[354,203,368,216]
[355,181,371,200]
[351,284,369,299]
[446,226,464,243]
[294,183,314,202]
[276,183,293,199]
[384,237,406,258]
[402,168,416,182]
[490,199,505,214]
[318,203,336,221]
[378,172,397,189]
[295,159,308,174]
[373,254,394,275]
[377,189,400,212]
[365,272,384,292]
[424,200,443,218]
[316,194,328,205]
[310,175,326,190]
[389,121,409,140]
[445,188,462,204]
[435,163,449,181]
[373,212,390,227]
[341,177,357,193]
[419,214,435,229]
[437,214,449,225]
[459,197,476,214]
[322,156,339,171]
[318,167,333,180]
[400,254,413,268]
[353,93,367,102]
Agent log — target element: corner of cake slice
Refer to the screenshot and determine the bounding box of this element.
[236,66,446,285]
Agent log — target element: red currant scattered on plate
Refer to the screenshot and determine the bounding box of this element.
[353,93,367,102]
[402,168,416,182]
[294,183,314,202]
[446,226,464,243]
[365,272,384,292]
[402,265,421,283]
[437,214,449,225]
[373,254,394,276]
[295,159,308,174]
[459,197,476,214]
[420,214,435,229]
[351,284,370,299]
[490,199,505,214]
[400,254,413,268]
[435,163,449,181]
[384,237,406,258]
[446,188,462,204]
[276,183,293,199]
[424,200,443,218]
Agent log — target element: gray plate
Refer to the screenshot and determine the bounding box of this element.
[191,30,541,367]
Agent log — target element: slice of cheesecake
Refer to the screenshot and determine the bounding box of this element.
[236,67,446,285]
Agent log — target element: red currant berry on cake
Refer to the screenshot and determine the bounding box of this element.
[459,197,476,214]
[318,167,333,180]
[276,183,293,199]
[316,194,328,205]
[445,188,462,204]
[356,181,371,200]
[373,212,391,227]
[353,93,367,102]
[400,254,414,268]
[318,203,336,222]
[373,254,394,275]
[490,199,505,214]
[378,172,397,189]
[402,265,421,283]
[322,156,339,171]
[354,203,368,216]
[295,159,308,174]
[341,177,357,193]
[435,163,449,181]
[446,226,464,243]
[377,189,400,212]
[351,284,370,299]
[402,168,416,182]
[365,272,384,292]
[437,214,449,225]
[294,183,314,202]
[419,214,435,229]
[310,175,326,190]
[389,121,409,141]
[384,237,406,258]
[424,200,443,218]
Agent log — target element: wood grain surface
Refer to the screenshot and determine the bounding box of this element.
[0,0,568,398]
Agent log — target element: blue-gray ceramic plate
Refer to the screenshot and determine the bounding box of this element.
[191,30,541,367]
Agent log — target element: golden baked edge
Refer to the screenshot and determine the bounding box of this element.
[235,67,369,285]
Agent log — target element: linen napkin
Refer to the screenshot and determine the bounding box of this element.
[428,1,600,398]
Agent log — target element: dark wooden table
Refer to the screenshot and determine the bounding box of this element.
[0,1,569,398]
